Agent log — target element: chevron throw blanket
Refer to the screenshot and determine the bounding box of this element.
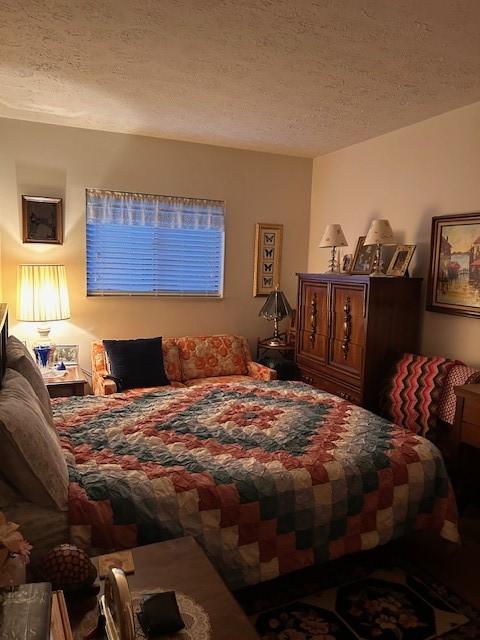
[380,353,457,435]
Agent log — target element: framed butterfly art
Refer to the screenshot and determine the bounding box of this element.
[253,223,283,296]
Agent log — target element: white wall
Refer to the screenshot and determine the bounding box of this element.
[309,101,480,366]
[0,117,312,372]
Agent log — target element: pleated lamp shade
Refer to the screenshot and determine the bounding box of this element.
[17,264,70,322]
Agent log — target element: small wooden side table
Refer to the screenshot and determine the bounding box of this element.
[70,538,259,640]
[45,366,87,398]
[256,338,294,361]
[453,383,480,501]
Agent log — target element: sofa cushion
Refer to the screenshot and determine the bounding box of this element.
[176,335,248,381]
[185,375,253,387]
[6,335,54,430]
[0,369,68,509]
[162,338,182,383]
[103,337,170,391]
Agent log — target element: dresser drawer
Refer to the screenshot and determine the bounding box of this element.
[299,369,361,405]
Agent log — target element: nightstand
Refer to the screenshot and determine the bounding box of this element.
[256,338,294,361]
[256,338,297,380]
[45,366,87,398]
[453,383,480,504]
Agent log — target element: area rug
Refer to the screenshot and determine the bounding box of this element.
[240,565,479,640]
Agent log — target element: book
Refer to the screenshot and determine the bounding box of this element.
[0,582,52,640]
[98,550,135,579]
[50,591,73,640]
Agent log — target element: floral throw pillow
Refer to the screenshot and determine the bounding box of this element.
[176,335,248,381]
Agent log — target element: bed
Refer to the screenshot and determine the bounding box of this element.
[0,306,458,590]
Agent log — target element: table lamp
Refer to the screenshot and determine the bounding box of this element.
[364,219,395,276]
[259,286,292,346]
[17,264,70,371]
[318,224,348,272]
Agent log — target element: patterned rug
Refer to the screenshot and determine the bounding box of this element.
[237,556,479,640]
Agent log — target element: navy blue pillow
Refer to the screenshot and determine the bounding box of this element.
[103,337,170,391]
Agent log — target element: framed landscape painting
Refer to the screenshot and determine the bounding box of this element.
[427,212,480,318]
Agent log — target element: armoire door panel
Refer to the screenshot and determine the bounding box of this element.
[299,330,327,361]
[297,283,328,361]
[330,340,363,377]
[331,286,365,340]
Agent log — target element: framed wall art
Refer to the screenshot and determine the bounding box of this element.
[427,212,480,318]
[350,236,375,275]
[253,223,283,296]
[386,244,416,277]
[53,344,79,366]
[22,195,63,244]
[342,253,353,273]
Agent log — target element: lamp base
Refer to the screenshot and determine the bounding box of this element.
[33,324,57,369]
[324,245,339,273]
[370,243,387,277]
[262,335,287,347]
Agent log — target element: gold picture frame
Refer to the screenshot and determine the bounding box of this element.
[386,244,416,277]
[253,223,283,296]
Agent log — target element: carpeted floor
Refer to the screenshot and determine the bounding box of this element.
[236,530,480,640]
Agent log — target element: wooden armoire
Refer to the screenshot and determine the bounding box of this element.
[295,273,422,411]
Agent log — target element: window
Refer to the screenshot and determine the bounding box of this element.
[86,189,225,297]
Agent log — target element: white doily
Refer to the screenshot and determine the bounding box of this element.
[132,589,211,640]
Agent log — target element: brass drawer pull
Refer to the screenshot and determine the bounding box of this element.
[309,293,317,347]
[341,296,352,360]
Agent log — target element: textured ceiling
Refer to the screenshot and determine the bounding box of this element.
[1,0,480,157]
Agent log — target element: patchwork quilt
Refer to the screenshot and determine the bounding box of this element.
[53,381,458,590]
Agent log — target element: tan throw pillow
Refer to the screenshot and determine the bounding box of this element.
[0,478,21,508]
[6,335,54,429]
[0,369,68,510]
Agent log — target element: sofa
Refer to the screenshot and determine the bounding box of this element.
[92,334,277,395]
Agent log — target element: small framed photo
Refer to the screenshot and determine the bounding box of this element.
[386,244,416,277]
[342,253,353,273]
[350,236,375,275]
[53,344,79,366]
[253,223,283,296]
[22,195,63,244]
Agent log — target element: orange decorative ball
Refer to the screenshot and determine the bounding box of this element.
[39,544,97,590]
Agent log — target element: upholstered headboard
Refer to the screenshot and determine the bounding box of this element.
[0,303,7,387]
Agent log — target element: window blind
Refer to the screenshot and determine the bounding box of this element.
[86,189,225,297]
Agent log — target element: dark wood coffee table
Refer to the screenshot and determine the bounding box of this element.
[73,537,259,639]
